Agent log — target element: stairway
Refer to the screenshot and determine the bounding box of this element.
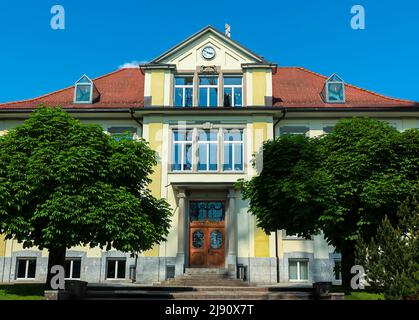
[159,268,248,287]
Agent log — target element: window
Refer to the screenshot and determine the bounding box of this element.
[197,129,218,171]
[65,258,81,279]
[334,260,342,281]
[108,127,137,141]
[223,129,244,171]
[324,74,345,103]
[174,76,194,107]
[74,75,93,104]
[289,260,309,281]
[223,76,242,107]
[16,258,36,279]
[279,126,309,136]
[198,76,218,107]
[172,130,193,171]
[323,126,334,134]
[106,259,126,279]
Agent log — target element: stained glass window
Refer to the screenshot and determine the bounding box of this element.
[192,230,204,248]
[190,201,224,222]
[210,231,223,249]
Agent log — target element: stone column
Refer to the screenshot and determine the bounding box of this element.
[227,188,238,278]
[175,189,186,277]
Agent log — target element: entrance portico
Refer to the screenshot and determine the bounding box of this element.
[173,184,238,278]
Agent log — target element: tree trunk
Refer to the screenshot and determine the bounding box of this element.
[45,246,66,290]
[341,242,356,290]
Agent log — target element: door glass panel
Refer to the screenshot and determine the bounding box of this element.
[192,230,204,248]
[210,231,223,249]
[207,202,224,221]
[190,202,207,221]
[190,201,224,221]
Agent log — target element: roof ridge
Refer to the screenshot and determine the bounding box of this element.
[0,68,130,107]
[280,66,414,104]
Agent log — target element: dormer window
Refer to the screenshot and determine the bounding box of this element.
[74,75,93,103]
[324,74,345,103]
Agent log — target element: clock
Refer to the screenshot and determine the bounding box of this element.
[202,46,216,60]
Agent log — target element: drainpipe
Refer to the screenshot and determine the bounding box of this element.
[129,108,143,132]
[273,108,287,283]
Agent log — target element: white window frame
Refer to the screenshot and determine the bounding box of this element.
[289,259,309,282]
[65,258,81,280]
[222,129,244,172]
[172,129,193,172]
[16,258,36,280]
[74,75,93,104]
[198,76,219,107]
[197,129,219,172]
[106,259,126,280]
[334,260,342,281]
[174,76,194,107]
[223,76,243,107]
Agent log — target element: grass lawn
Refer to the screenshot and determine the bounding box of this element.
[345,291,384,300]
[0,284,44,300]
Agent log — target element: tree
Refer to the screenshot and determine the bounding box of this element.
[0,106,172,288]
[239,118,419,287]
[356,192,419,300]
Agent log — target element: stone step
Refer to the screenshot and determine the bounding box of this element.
[185,268,227,275]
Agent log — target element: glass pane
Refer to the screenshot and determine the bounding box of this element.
[223,77,242,86]
[174,88,183,107]
[76,85,91,102]
[209,143,218,171]
[27,259,36,278]
[209,88,218,107]
[185,88,193,107]
[173,130,192,141]
[184,143,192,171]
[198,129,218,141]
[190,202,207,221]
[289,261,298,280]
[72,260,81,279]
[327,83,344,101]
[65,260,71,278]
[117,260,126,279]
[172,143,181,171]
[334,261,341,280]
[192,230,204,248]
[17,260,27,278]
[198,88,207,107]
[224,129,243,142]
[223,144,232,171]
[207,202,224,221]
[234,144,243,171]
[175,76,193,86]
[199,77,218,86]
[234,88,242,107]
[223,88,232,107]
[210,231,223,249]
[197,143,207,171]
[106,260,116,279]
[300,261,308,280]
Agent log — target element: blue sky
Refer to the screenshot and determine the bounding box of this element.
[0,0,418,103]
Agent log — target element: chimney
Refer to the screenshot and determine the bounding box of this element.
[225,24,231,38]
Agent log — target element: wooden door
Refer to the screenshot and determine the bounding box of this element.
[189,201,225,268]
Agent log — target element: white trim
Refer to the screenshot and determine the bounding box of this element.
[223,76,243,107]
[198,76,219,107]
[174,75,194,107]
[16,258,36,280]
[288,259,309,282]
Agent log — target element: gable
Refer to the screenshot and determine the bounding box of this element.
[151,27,265,71]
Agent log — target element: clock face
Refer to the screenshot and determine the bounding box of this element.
[202,46,216,60]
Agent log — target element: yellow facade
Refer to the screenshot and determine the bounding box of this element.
[0,234,6,257]
[150,70,166,106]
[251,70,268,106]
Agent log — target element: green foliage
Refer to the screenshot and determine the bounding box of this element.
[356,193,419,300]
[0,106,172,253]
[239,117,419,285]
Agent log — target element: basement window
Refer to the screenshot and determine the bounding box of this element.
[106,259,126,280]
[74,75,93,103]
[323,74,345,103]
[16,258,37,279]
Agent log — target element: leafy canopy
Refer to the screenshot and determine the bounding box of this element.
[0,106,172,252]
[239,117,419,249]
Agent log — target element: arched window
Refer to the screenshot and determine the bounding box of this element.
[74,75,93,103]
[323,74,345,103]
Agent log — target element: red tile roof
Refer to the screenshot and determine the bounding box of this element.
[0,68,145,109]
[0,66,416,110]
[272,67,416,108]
